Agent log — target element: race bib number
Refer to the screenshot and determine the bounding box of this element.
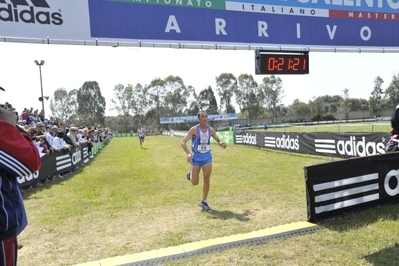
[199,144,210,152]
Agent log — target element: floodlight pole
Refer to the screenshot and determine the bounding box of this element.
[34,60,45,120]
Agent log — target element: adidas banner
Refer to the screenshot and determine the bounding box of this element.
[2,0,399,48]
[234,131,390,159]
[305,152,399,222]
[16,139,109,188]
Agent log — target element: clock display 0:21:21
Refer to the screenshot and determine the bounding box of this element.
[261,54,309,74]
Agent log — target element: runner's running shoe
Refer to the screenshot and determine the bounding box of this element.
[186,167,192,181]
[201,200,211,211]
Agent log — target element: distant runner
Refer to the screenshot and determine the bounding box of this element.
[138,125,145,148]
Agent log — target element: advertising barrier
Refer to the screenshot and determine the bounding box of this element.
[17,138,109,189]
[305,152,399,222]
[234,131,399,221]
[234,131,390,158]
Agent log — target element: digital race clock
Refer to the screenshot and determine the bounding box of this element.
[255,51,309,75]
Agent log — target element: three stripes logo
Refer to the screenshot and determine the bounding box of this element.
[313,173,380,215]
[55,154,72,172]
[235,134,243,144]
[0,0,49,8]
[264,136,276,148]
[0,0,63,25]
[235,133,257,145]
[314,138,336,155]
[313,169,399,215]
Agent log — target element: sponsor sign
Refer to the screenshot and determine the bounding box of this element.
[1,0,399,48]
[305,152,399,222]
[235,131,390,158]
[314,134,386,157]
[264,134,300,151]
[235,132,259,146]
[87,0,399,47]
[16,140,107,188]
[0,0,90,40]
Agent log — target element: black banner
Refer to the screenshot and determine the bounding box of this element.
[305,152,399,222]
[16,139,109,188]
[234,131,390,158]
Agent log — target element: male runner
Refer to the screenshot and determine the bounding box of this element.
[181,110,227,210]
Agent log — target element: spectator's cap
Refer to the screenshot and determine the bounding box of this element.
[71,127,78,131]
[36,122,44,127]
[78,129,83,133]
[50,125,58,130]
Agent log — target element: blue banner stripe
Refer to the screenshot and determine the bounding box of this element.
[89,1,399,47]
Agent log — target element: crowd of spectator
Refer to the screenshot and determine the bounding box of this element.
[234,122,252,129]
[15,107,112,187]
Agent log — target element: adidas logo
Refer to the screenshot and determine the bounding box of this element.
[0,0,50,8]
[0,0,63,25]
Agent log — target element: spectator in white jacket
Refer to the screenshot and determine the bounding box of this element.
[52,131,71,152]
[46,125,57,147]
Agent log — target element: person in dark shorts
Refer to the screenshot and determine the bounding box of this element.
[137,125,145,148]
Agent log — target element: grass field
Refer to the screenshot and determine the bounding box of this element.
[19,133,399,266]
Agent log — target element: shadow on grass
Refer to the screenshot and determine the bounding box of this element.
[205,209,251,221]
[363,242,399,266]
[318,202,399,232]
[21,164,85,200]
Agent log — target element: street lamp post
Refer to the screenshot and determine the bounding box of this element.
[34,60,45,120]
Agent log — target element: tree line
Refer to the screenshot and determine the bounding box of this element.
[49,73,399,133]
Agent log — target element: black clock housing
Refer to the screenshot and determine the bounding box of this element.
[255,51,309,75]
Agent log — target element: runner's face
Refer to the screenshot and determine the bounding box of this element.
[198,112,208,124]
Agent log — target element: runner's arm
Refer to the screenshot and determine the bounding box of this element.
[181,127,196,159]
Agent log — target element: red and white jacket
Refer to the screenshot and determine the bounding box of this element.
[0,119,41,240]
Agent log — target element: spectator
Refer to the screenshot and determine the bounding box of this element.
[63,128,74,146]
[77,129,87,144]
[82,128,93,156]
[46,125,57,148]
[264,121,268,130]
[27,126,49,156]
[21,108,28,125]
[36,122,53,155]
[52,131,71,152]
[67,127,80,147]
[38,110,44,123]
[92,130,99,143]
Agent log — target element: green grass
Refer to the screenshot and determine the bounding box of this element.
[18,134,399,266]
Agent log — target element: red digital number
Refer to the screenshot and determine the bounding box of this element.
[267,58,275,71]
[277,57,284,71]
[292,58,300,71]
